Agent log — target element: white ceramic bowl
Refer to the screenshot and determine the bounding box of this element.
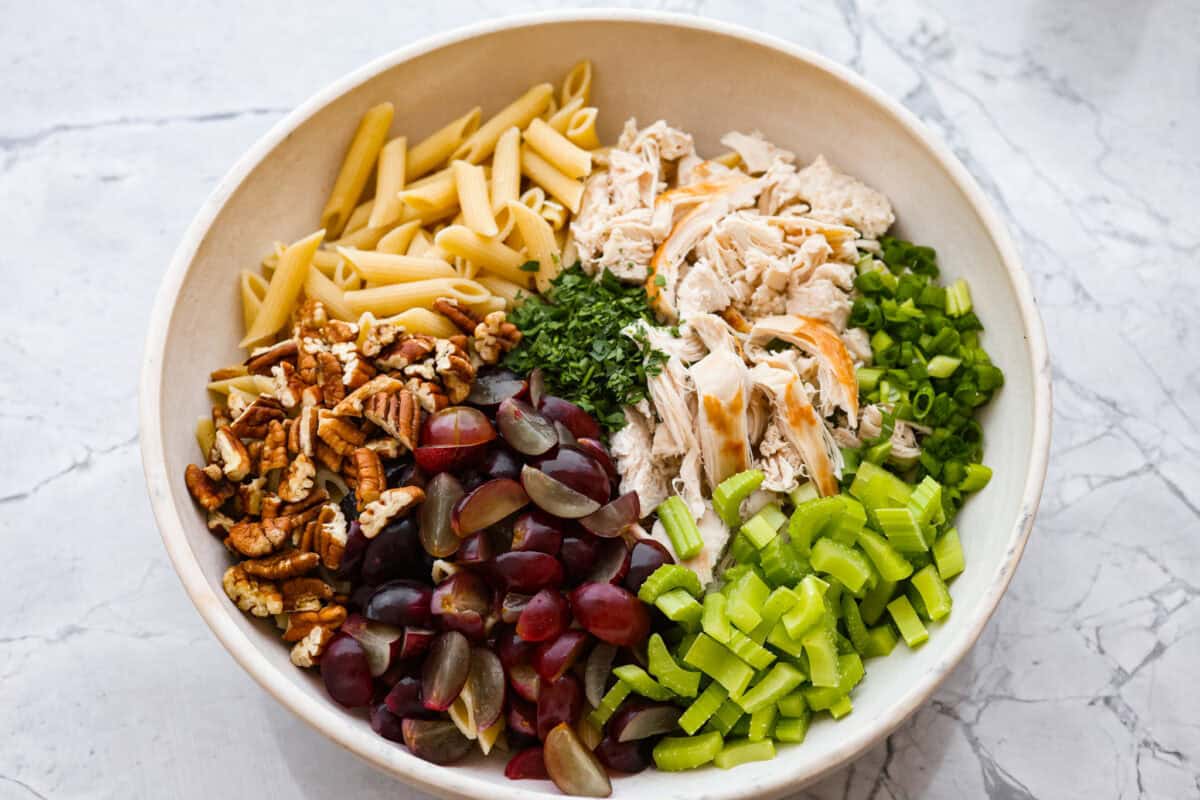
[140,11,1051,799]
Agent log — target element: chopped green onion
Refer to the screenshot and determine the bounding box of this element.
[856,367,884,392]
[863,624,899,658]
[652,731,724,771]
[887,596,929,647]
[726,570,770,633]
[865,440,892,465]
[656,588,704,627]
[708,698,745,735]
[725,629,777,670]
[714,737,774,768]
[776,691,808,718]
[945,278,973,317]
[611,664,675,701]
[788,496,842,555]
[773,714,811,743]
[926,354,962,378]
[871,329,895,353]
[656,496,704,560]
[713,469,765,526]
[933,527,965,580]
[780,574,828,639]
[959,463,993,492]
[909,564,952,621]
[648,633,701,697]
[801,625,842,688]
[637,563,703,603]
[747,704,777,743]
[702,592,733,644]
[587,680,632,727]
[678,682,727,735]
[736,662,805,713]
[809,538,875,594]
[874,507,929,553]
[683,634,756,697]
[855,528,914,581]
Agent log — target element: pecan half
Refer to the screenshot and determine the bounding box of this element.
[433,297,481,334]
[434,339,476,404]
[214,426,253,481]
[280,577,334,613]
[317,410,367,455]
[185,463,233,510]
[290,625,336,667]
[407,378,449,413]
[260,419,289,473]
[270,362,305,410]
[306,504,347,570]
[280,487,329,519]
[325,319,359,344]
[473,311,522,365]
[245,339,298,375]
[351,448,385,507]
[365,437,402,460]
[296,346,319,386]
[226,515,299,557]
[236,476,267,517]
[242,548,320,580]
[222,564,283,617]
[343,354,376,391]
[210,365,247,381]
[278,453,316,503]
[229,395,285,439]
[358,486,425,539]
[375,334,436,371]
[331,375,406,418]
[283,604,347,643]
[316,351,345,407]
[314,440,342,473]
[361,322,400,358]
[294,299,329,337]
[364,387,420,449]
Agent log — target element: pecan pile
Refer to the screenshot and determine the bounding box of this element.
[185,298,521,667]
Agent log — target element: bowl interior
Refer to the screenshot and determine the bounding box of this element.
[146,15,1047,800]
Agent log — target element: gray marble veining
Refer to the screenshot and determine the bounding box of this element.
[2,1,1197,798]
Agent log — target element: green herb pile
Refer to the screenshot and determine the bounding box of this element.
[504,265,667,431]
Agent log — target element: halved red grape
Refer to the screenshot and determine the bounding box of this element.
[528,368,546,408]
[594,736,653,774]
[585,537,631,585]
[539,396,602,441]
[609,700,683,741]
[569,583,650,647]
[508,662,542,702]
[421,406,497,448]
[430,571,491,641]
[320,633,374,708]
[402,719,473,765]
[532,629,589,683]
[496,626,533,668]
[505,746,550,780]
[455,531,494,564]
[584,642,617,707]
[451,478,529,536]
[560,534,599,583]
[421,630,470,711]
[333,520,369,580]
[340,613,403,677]
[467,369,528,407]
[465,647,506,731]
[624,539,675,594]
[364,580,433,629]
[516,589,569,643]
[399,626,435,661]
[554,421,577,447]
[384,675,428,718]
[580,492,641,538]
[510,510,564,555]
[370,703,406,743]
[384,459,424,490]
[576,438,619,487]
[544,722,612,797]
[521,465,601,519]
[361,516,424,584]
[508,696,539,739]
[419,472,465,558]
[536,674,583,741]
[482,445,523,480]
[496,398,558,456]
[501,592,533,624]
[532,447,611,505]
[491,551,564,593]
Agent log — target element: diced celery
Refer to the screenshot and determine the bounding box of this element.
[863,624,899,658]
[747,704,777,743]
[720,563,755,587]
[714,737,775,768]
[960,463,993,492]
[945,278,972,317]
[725,629,776,670]
[788,497,842,555]
[713,469,766,526]
[841,593,873,654]
[827,496,868,543]
[679,682,727,735]
[708,699,745,735]
[874,507,929,553]
[788,481,820,507]
[856,528,914,581]
[828,695,854,719]
[653,731,724,771]
[801,686,845,712]
[776,691,808,718]
[656,588,704,627]
[648,633,702,698]
[612,664,675,701]
[759,537,806,587]
[729,716,751,738]
[871,329,895,353]
[910,564,953,621]
[767,622,805,657]
[751,586,799,642]
[774,713,811,743]
[856,366,884,392]
[809,538,874,594]
[926,354,961,378]
[887,596,929,647]
[849,461,913,509]
[859,579,896,625]
[741,514,779,550]
[587,681,632,727]
[728,533,760,565]
[802,654,864,712]
[657,495,704,560]
[638,563,703,603]
[726,570,769,633]
[683,634,755,697]
[736,662,805,713]
[933,527,965,579]
[801,625,841,688]
[838,652,865,690]
[702,593,733,644]
[781,574,828,639]
[865,440,892,465]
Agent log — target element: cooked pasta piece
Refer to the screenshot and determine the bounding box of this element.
[560,60,593,106]
[490,127,522,212]
[304,265,355,321]
[207,374,276,396]
[368,136,407,228]
[239,270,269,332]
[478,272,530,306]
[540,199,568,230]
[524,117,592,179]
[406,107,482,181]
[240,229,324,348]
[546,96,584,134]
[337,247,456,283]
[406,228,435,256]
[375,308,460,338]
[331,258,361,291]
[520,144,583,213]
[435,225,529,286]
[375,220,422,254]
[320,102,394,238]
[452,160,498,237]
[492,203,517,243]
[344,277,492,317]
[452,83,554,164]
[398,169,457,214]
[565,107,600,150]
[342,199,375,236]
[507,201,561,293]
[195,417,216,459]
[333,224,389,250]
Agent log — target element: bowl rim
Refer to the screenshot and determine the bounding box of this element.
[139,9,1052,799]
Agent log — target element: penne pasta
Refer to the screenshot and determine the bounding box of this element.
[240,229,324,348]
[195,416,216,460]
[507,201,561,293]
[332,224,390,251]
[406,107,482,181]
[377,308,461,338]
[375,219,422,254]
[342,199,375,236]
[560,60,593,106]
[477,272,531,306]
[490,127,522,213]
[332,258,361,291]
[304,264,356,321]
[207,374,276,396]
[452,160,499,237]
[566,107,600,150]
[546,96,584,135]
[524,117,592,179]
[520,144,584,213]
[320,102,394,238]
[368,136,407,228]
[398,169,457,213]
[435,224,530,286]
[337,247,456,283]
[540,199,568,230]
[406,228,435,256]
[239,269,269,333]
[452,83,554,164]
[492,203,518,243]
[345,277,492,317]
[477,296,508,315]
[519,186,546,214]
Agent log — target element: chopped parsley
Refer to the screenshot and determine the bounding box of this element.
[518,259,541,273]
[504,265,667,432]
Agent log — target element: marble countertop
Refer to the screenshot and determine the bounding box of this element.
[3,1,1197,798]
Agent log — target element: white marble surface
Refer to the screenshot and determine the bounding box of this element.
[2,1,1198,798]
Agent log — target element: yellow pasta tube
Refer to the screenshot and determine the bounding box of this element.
[434,224,530,286]
[343,199,375,236]
[207,374,276,396]
[524,118,591,179]
[520,144,583,213]
[565,107,600,151]
[239,270,269,333]
[407,107,482,181]
[320,102,394,237]
[540,199,568,231]
[345,277,492,317]
[368,136,407,228]
[375,220,422,254]
[546,96,584,135]
[406,228,435,256]
[304,264,356,321]
[490,127,522,213]
[333,224,389,250]
[477,272,530,306]
[337,247,456,283]
[506,200,562,293]
[332,258,361,291]
[377,308,461,338]
[399,170,457,213]
[452,83,554,164]
[239,229,324,348]
[452,160,498,237]
[195,417,216,459]
[560,60,593,106]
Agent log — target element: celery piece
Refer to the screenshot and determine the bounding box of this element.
[827,496,868,543]
[859,579,897,625]
[906,584,931,621]
[802,686,845,712]
[683,634,755,697]
[725,629,776,670]
[747,704,778,743]
[726,570,770,633]
[638,563,703,603]
[874,507,929,553]
[871,329,895,353]
[751,586,800,643]
[788,481,820,507]
[781,574,829,639]
[720,563,755,588]
[741,503,786,549]
[842,593,873,655]
[653,731,724,771]
[788,497,842,556]
[907,476,945,525]
[863,624,899,658]
[945,278,972,317]
[657,495,704,560]
[887,596,929,647]
[856,528,914,581]
[679,682,727,735]
[801,625,841,688]
[758,503,789,532]
[587,681,632,727]
[828,695,854,719]
[708,698,745,735]
[776,691,807,718]
[849,461,913,510]
[713,469,765,526]
[803,653,864,712]
[773,713,811,743]
[926,354,961,378]
[865,441,892,465]
[648,633,702,698]
[702,592,733,644]
[809,538,874,594]
[612,664,675,701]
[910,564,953,621]
[933,527,965,580]
[759,537,806,587]
[714,737,775,768]
[959,463,993,492]
[856,366,884,392]
[729,716,751,738]
[838,652,865,690]
[736,662,805,713]
[656,588,704,627]
[767,622,805,658]
[728,533,760,565]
